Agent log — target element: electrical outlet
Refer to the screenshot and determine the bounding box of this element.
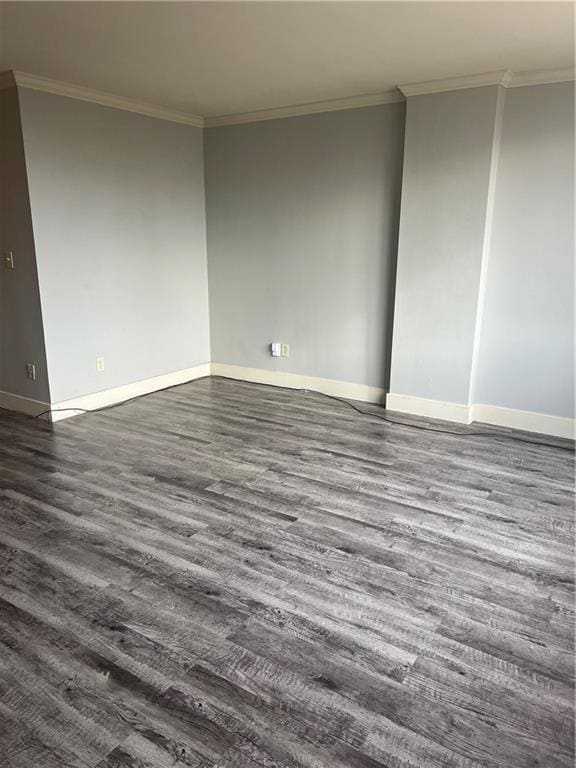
[25,363,36,381]
[96,356,105,372]
[281,343,290,358]
[4,251,14,270]
[270,342,281,358]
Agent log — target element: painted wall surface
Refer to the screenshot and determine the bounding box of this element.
[389,86,500,404]
[0,86,50,401]
[205,103,405,389]
[474,82,575,418]
[5,80,574,427]
[18,88,210,403]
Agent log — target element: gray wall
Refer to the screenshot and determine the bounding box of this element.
[205,103,405,389]
[6,81,573,423]
[389,86,501,404]
[18,88,210,403]
[474,82,575,418]
[0,86,50,402]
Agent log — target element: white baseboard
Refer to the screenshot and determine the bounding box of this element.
[1,363,383,423]
[387,392,574,439]
[471,403,574,440]
[47,363,211,422]
[386,393,472,424]
[0,391,50,417]
[211,363,386,404]
[2,368,572,439]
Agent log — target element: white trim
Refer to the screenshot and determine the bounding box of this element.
[48,364,211,422]
[508,68,575,88]
[386,393,472,424]
[1,67,572,128]
[471,404,574,441]
[386,393,574,439]
[0,391,50,418]
[211,363,386,404]
[204,90,403,128]
[399,67,574,97]
[2,372,573,439]
[1,70,204,127]
[399,70,511,97]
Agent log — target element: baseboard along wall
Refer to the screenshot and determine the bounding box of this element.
[0,391,51,418]
[385,393,472,425]
[1,364,573,438]
[386,392,574,440]
[210,363,387,404]
[0,363,211,423]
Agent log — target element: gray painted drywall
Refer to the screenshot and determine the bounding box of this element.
[389,86,501,404]
[18,88,210,403]
[205,103,405,389]
[0,86,50,402]
[474,82,575,418]
[6,80,573,424]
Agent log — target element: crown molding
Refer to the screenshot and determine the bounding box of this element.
[507,67,575,88]
[399,67,574,97]
[0,70,204,128]
[1,65,573,129]
[399,70,511,97]
[204,89,404,128]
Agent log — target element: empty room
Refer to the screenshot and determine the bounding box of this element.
[0,1,574,766]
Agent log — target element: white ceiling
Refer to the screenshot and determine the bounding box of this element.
[0,1,573,118]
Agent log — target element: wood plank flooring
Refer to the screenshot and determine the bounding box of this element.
[0,377,573,768]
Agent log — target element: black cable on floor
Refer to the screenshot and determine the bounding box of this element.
[34,374,574,454]
[306,389,576,453]
[210,376,575,454]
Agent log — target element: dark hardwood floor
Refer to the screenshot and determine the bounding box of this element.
[0,377,574,768]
